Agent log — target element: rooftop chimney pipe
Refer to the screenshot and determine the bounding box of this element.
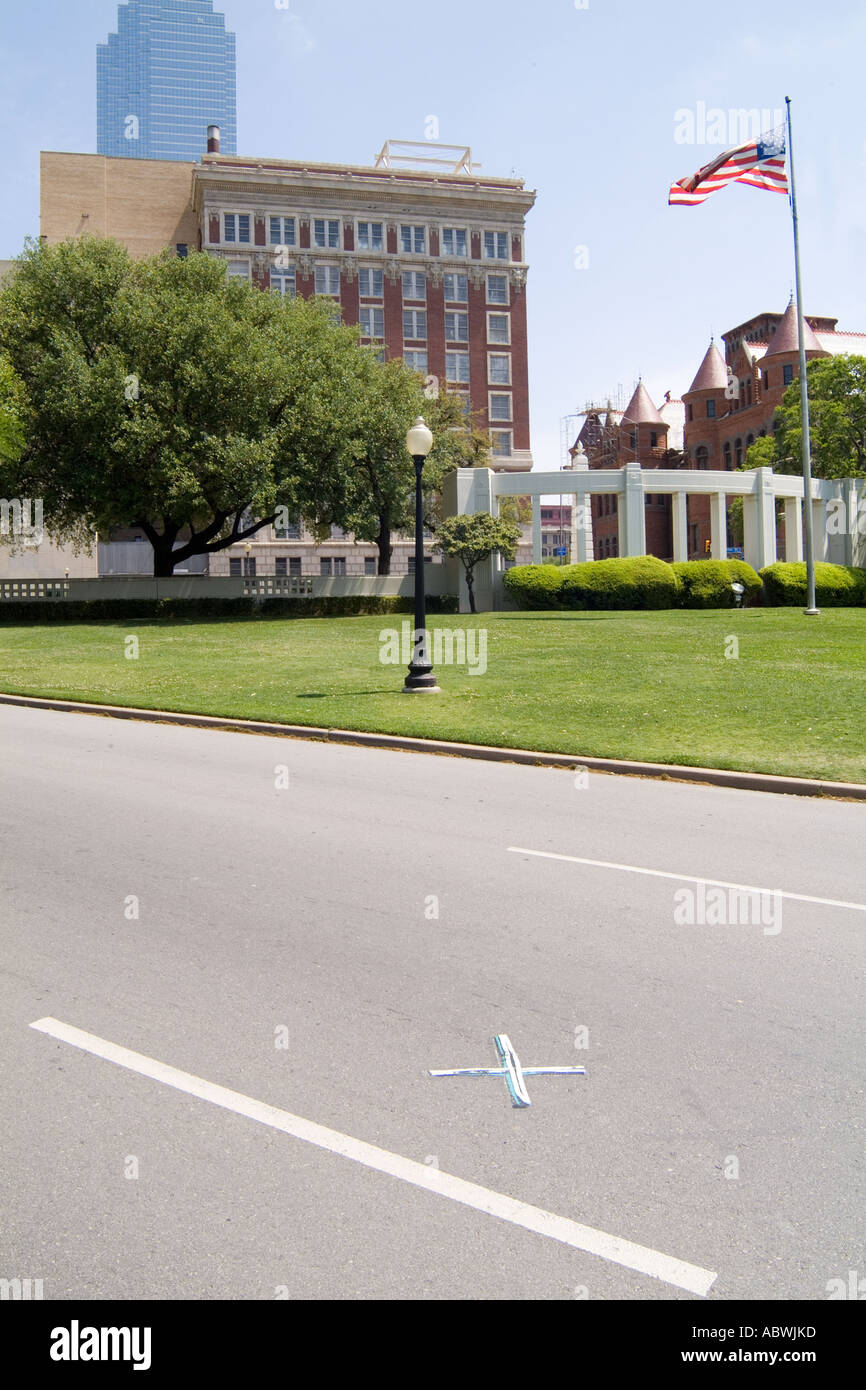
[207,125,221,154]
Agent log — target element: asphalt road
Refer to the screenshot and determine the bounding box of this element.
[1,705,863,1301]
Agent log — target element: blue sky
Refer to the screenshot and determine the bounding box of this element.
[1,0,863,469]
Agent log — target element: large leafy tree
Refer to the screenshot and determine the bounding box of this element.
[0,237,368,575]
[0,352,25,465]
[342,357,490,574]
[744,355,866,479]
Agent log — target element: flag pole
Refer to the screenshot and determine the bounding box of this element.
[785,96,819,615]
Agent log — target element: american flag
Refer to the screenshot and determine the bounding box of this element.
[669,127,788,205]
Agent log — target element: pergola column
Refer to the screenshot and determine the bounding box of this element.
[784,498,804,562]
[743,467,776,570]
[571,457,592,563]
[672,491,689,562]
[709,492,727,560]
[532,496,542,564]
[620,463,646,557]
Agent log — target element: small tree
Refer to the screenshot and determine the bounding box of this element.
[433,512,521,613]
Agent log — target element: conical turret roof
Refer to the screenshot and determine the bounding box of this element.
[763,301,826,359]
[622,380,665,426]
[687,341,727,393]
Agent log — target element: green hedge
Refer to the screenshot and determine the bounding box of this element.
[672,560,763,608]
[502,564,565,609]
[0,594,459,625]
[559,555,681,610]
[759,562,866,607]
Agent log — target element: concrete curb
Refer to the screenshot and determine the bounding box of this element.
[1,690,864,801]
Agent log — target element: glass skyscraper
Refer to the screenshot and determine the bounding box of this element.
[97,0,237,162]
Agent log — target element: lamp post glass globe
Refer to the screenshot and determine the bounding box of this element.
[403,417,440,694]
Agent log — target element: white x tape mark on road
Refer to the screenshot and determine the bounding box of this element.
[30,1017,717,1296]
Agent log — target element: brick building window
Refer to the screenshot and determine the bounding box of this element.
[357,222,383,251]
[688,404,694,421]
[270,268,296,296]
[403,350,428,374]
[226,261,251,282]
[491,430,512,457]
[650,431,658,448]
[314,219,340,249]
[314,266,340,297]
[735,438,743,466]
[402,271,426,301]
[275,558,287,576]
[359,307,385,339]
[487,313,510,344]
[484,231,508,260]
[403,310,427,340]
[783,364,794,386]
[489,393,512,422]
[401,225,426,254]
[359,268,384,298]
[442,227,468,257]
[488,354,511,385]
[724,441,732,468]
[445,312,469,343]
[443,273,468,303]
[224,213,250,243]
[695,446,709,470]
[487,274,509,305]
[269,216,296,246]
[446,352,470,384]
[289,558,301,577]
[706,399,716,418]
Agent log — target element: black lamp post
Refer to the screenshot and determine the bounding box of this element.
[403,417,440,694]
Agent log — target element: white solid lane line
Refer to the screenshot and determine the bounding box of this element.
[507,848,866,913]
[30,1017,717,1297]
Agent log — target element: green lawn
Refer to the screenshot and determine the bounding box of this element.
[1,608,864,782]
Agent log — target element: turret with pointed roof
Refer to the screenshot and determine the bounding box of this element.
[763,300,828,359]
[621,379,665,426]
[686,341,728,394]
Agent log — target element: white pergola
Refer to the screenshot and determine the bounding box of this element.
[442,464,865,612]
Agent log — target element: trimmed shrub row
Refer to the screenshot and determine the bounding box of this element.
[504,556,866,610]
[672,560,764,608]
[0,593,460,624]
[503,556,769,610]
[759,562,866,607]
[559,556,679,610]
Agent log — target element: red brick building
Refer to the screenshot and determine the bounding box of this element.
[682,301,866,555]
[40,137,536,576]
[193,135,536,475]
[577,383,686,561]
[571,302,865,564]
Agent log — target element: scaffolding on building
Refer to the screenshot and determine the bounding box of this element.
[373,141,480,176]
[559,385,629,468]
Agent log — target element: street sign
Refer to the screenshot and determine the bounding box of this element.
[555,547,567,556]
